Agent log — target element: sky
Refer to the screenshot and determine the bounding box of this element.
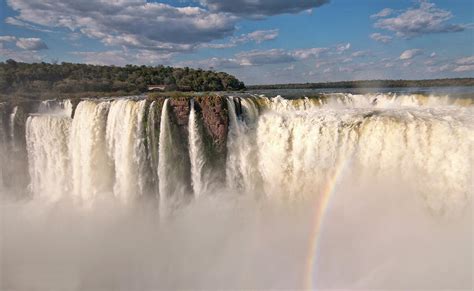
[0,0,473,84]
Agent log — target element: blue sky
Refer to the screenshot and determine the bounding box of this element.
[0,0,473,84]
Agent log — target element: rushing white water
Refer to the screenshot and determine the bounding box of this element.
[26,115,72,201]
[0,103,7,190]
[188,99,208,197]
[146,101,160,186]
[70,101,113,205]
[226,95,473,214]
[38,99,73,116]
[158,99,190,216]
[106,99,149,203]
[9,106,18,150]
[15,93,473,214]
[225,97,262,193]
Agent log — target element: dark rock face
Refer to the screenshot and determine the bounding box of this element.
[195,95,228,155]
[168,98,191,127]
[147,95,229,158]
[0,101,34,195]
[147,95,230,188]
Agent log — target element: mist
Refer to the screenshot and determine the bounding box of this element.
[1,175,471,290]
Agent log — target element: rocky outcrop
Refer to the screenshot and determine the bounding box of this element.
[194,95,228,155]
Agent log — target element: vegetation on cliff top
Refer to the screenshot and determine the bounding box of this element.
[0,59,245,101]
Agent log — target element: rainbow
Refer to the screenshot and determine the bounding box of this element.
[303,157,351,290]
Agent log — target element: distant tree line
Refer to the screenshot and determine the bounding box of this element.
[0,60,245,100]
[248,78,474,90]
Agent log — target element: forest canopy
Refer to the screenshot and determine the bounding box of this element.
[0,60,245,100]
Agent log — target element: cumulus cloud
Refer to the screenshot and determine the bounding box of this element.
[370,33,392,44]
[6,0,237,52]
[0,35,48,51]
[453,56,474,72]
[452,65,474,72]
[456,56,474,65]
[15,38,48,50]
[399,49,423,60]
[374,0,465,38]
[0,36,17,43]
[199,0,329,17]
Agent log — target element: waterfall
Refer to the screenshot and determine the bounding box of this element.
[157,98,193,216]
[106,99,149,203]
[26,115,72,201]
[10,93,472,216]
[70,100,113,204]
[0,103,7,190]
[9,106,18,150]
[146,101,161,193]
[188,99,207,197]
[225,97,262,194]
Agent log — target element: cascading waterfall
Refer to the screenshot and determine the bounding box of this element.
[146,100,162,195]
[224,95,471,213]
[225,97,262,194]
[106,99,150,203]
[188,99,208,197]
[9,106,18,150]
[7,92,471,216]
[25,115,72,201]
[0,103,7,190]
[70,100,113,204]
[158,99,191,215]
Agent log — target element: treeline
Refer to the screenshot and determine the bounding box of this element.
[0,60,245,100]
[248,78,474,90]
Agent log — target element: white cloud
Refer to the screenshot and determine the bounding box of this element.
[241,29,279,44]
[452,65,474,72]
[336,43,351,53]
[236,49,296,66]
[16,37,48,50]
[452,56,474,72]
[292,47,329,60]
[199,0,329,17]
[370,33,392,43]
[0,36,17,43]
[6,0,238,52]
[5,17,54,33]
[370,8,393,19]
[202,29,279,49]
[456,56,474,65]
[0,35,48,51]
[399,49,423,60]
[0,47,43,62]
[351,50,370,58]
[374,1,465,38]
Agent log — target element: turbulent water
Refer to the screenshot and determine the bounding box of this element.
[0,93,472,289]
